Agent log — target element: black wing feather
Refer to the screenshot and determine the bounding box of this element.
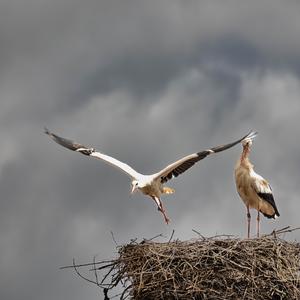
[257,192,280,218]
[45,127,93,156]
[160,132,255,183]
[161,150,211,183]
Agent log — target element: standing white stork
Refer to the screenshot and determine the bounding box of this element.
[45,128,254,224]
[235,132,280,238]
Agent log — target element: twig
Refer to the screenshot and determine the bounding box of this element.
[110,231,118,247]
[60,259,112,269]
[168,229,175,243]
[192,229,206,240]
[140,233,164,244]
[90,262,116,272]
[103,288,110,300]
[263,226,300,237]
[120,284,132,300]
[72,258,98,285]
[93,256,99,286]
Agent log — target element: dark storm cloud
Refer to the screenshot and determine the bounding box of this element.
[1,0,300,120]
[1,1,300,300]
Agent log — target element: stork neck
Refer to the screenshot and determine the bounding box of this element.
[240,145,251,166]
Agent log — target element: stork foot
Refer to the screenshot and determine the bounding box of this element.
[163,187,175,194]
[157,205,170,224]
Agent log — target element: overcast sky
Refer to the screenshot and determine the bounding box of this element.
[1,1,300,299]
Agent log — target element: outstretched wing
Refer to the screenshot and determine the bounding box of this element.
[154,131,255,183]
[45,128,140,179]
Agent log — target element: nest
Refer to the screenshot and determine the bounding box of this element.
[65,228,300,300]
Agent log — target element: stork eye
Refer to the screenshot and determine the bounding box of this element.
[132,181,138,188]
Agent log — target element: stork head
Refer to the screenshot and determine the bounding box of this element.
[242,138,253,147]
[131,180,139,194]
[242,131,258,147]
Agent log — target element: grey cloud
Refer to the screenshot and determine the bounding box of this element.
[2,0,300,117]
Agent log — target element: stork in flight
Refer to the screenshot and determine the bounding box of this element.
[45,128,254,224]
[235,132,280,238]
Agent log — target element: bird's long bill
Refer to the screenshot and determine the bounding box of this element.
[242,131,258,143]
[131,185,137,194]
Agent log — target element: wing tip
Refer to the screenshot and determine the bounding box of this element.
[44,127,56,140]
[262,211,280,219]
[44,126,50,135]
[44,127,79,152]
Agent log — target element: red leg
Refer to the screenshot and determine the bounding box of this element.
[256,210,260,238]
[151,196,170,224]
[247,206,251,238]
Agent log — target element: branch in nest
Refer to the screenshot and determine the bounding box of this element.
[60,226,300,300]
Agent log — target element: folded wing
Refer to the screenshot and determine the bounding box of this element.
[251,174,280,218]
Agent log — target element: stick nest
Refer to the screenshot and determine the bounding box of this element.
[67,229,300,300]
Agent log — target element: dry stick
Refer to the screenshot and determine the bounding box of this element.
[90,262,117,272]
[103,288,110,300]
[110,231,118,246]
[93,256,99,286]
[72,258,98,285]
[141,233,164,244]
[60,259,113,270]
[264,226,291,238]
[120,284,132,300]
[206,234,235,240]
[168,229,175,243]
[192,229,206,240]
[100,264,119,286]
[278,226,300,234]
[263,226,300,237]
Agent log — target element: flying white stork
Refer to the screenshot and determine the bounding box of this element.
[45,128,254,224]
[234,132,280,238]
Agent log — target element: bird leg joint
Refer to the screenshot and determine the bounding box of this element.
[257,213,260,221]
